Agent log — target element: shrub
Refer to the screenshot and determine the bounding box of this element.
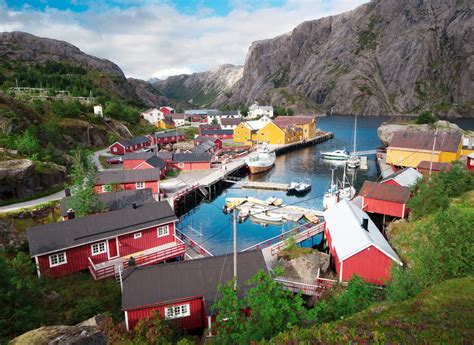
[415,111,438,124]
[68,297,103,324]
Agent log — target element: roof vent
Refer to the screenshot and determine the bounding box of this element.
[362,217,369,231]
[67,208,75,220]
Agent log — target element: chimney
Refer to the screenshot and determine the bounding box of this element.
[362,217,369,231]
[132,202,137,209]
[67,208,75,220]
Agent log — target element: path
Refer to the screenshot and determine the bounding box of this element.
[0,190,65,213]
[92,148,122,171]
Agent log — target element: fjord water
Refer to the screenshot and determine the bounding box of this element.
[178,116,474,255]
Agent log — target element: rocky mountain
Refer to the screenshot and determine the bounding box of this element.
[154,64,243,107]
[0,31,168,107]
[212,0,473,116]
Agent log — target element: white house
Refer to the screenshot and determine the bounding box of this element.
[207,110,241,125]
[141,108,164,125]
[170,113,187,127]
[93,105,103,117]
[248,103,273,119]
[221,117,242,130]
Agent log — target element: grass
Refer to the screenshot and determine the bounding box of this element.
[98,155,116,169]
[277,247,314,260]
[0,185,64,207]
[267,276,474,344]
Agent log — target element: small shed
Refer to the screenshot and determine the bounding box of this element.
[323,199,402,285]
[380,167,422,187]
[467,153,474,171]
[171,153,212,170]
[358,181,410,219]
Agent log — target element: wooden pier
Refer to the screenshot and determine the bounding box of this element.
[271,131,333,156]
[242,181,290,191]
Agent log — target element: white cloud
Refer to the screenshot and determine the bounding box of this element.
[0,0,368,79]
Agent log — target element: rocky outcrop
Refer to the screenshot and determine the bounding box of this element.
[277,252,331,282]
[215,0,473,116]
[0,31,169,107]
[154,64,243,106]
[377,120,463,146]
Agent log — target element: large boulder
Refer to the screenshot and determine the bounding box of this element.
[277,252,331,282]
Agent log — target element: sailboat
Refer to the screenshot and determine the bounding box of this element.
[323,165,356,210]
[347,115,360,169]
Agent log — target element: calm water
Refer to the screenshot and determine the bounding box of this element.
[178,116,474,255]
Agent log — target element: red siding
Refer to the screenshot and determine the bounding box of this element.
[381,179,400,186]
[94,180,159,197]
[126,297,205,331]
[363,197,407,218]
[342,245,394,285]
[171,162,211,171]
[118,223,176,257]
[123,160,145,170]
[109,143,126,155]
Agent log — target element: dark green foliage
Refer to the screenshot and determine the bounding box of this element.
[68,297,103,325]
[13,129,40,156]
[273,106,294,116]
[51,100,84,118]
[239,105,249,116]
[286,108,295,116]
[104,99,140,124]
[415,111,438,124]
[385,265,422,302]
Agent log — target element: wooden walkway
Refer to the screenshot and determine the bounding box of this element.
[242,181,290,191]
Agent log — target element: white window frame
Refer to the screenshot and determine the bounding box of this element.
[112,147,117,152]
[157,225,169,237]
[91,241,107,256]
[165,303,190,319]
[136,181,145,189]
[101,185,107,193]
[49,252,67,267]
[134,232,142,239]
[178,162,185,169]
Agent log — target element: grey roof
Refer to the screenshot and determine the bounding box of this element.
[122,250,268,311]
[118,136,150,147]
[172,153,211,163]
[211,110,239,116]
[123,152,155,160]
[191,141,216,154]
[324,199,401,263]
[60,189,155,217]
[145,155,166,169]
[95,169,161,185]
[27,202,177,256]
[157,151,173,161]
[201,129,234,136]
[154,131,185,139]
[184,109,219,115]
[381,168,422,187]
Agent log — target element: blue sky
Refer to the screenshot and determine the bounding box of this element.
[1,0,367,79]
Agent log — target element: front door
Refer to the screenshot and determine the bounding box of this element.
[108,238,119,259]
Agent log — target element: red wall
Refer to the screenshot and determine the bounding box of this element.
[363,197,407,218]
[342,245,394,285]
[467,157,474,171]
[171,162,211,171]
[109,143,126,155]
[126,297,205,331]
[109,141,151,155]
[94,180,159,196]
[36,222,177,278]
[123,160,145,170]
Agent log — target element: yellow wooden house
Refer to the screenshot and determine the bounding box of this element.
[386,130,463,168]
[273,116,317,140]
[257,122,303,145]
[233,118,271,145]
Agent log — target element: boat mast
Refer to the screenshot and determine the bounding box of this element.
[233,209,237,290]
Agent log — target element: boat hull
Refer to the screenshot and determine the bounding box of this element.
[248,163,274,174]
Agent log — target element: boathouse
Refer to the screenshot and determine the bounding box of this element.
[386,130,462,168]
[380,167,422,187]
[27,202,185,279]
[122,250,268,331]
[416,160,452,176]
[94,169,161,200]
[171,153,212,171]
[358,181,410,219]
[123,152,167,176]
[60,189,154,220]
[257,121,303,145]
[200,128,234,139]
[323,199,402,285]
[109,136,152,155]
[151,131,186,145]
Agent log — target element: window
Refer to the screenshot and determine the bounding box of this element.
[49,252,67,267]
[91,242,107,256]
[134,232,142,239]
[136,181,145,189]
[157,225,169,237]
[165,304,190,319]
[101,185,107,193]
[178,162,184,169]
[112,147,117,152]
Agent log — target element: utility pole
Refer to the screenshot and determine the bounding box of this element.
[428,129,438,181]
[233,209,237,290]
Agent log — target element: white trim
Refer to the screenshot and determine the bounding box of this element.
[134,161,153,170]
[116,237,120,257]
[34,256,41,278]
[49,252,67,267]
[157,225,169,237]
[339,260,343,281]
[125,311,129,331]
[164,303,191,319]
[111,142,126,150]
[340,242,403,266]
[91,241,107,256]
[136,181,145,189]
[402,203,406,219]
[134,232,142,239]
[102,185,107,193]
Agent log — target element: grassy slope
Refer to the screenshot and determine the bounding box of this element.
[267,276,474,344]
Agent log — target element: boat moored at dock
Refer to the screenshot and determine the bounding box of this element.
[246,142,276,174]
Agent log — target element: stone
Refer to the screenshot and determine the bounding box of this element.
[10,325,107,345]
[278,252,331,282]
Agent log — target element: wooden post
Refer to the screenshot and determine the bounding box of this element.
[233,209,237,290]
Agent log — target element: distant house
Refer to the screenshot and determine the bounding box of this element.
[93,105,103,117]
[141,108,164,126]
[200,128,234,140]
[109,136,152,155]
[416,161,452,176]
[123,152,167,177]
[358,181,411,219]
[273,116,317,140]
[27,202,185,279]
[324,199,402,285]
[248,103,273,118]
[194,136,223,150]
[169,113,187,127]
[467,153,474,172]
[160,106,175,115]
[151,131,186,145]
[60,189,155,220]
[191,140,217,155]
[257,121,302,145]
[199,124,221,134]
[461,136,474,156]
[94,169,161,200]
[206,110,240,125]
[171,153,212,170]
[386,130,462,168]
[221,117,242,130]
[380,168,422,187]
[122,250,268,331]
[185,109,219,124]
[233,116,272,146]
[157,117,175,130]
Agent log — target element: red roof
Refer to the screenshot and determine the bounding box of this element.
[359,181,410,204]
[389,130,462,153]
[274,116,314,126]
[416,161,452,171]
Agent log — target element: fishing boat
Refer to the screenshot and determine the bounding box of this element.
[252,211,283,223]
[347,115,361,169]
[320,149,350,161]
[323,166,355,210]
[294,178,311,194]
[246,142,276,174]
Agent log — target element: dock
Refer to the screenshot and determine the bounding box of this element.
[360,156,368,170]
[242,181,290,191]
[376,152,395,178]
[270,132,334,155]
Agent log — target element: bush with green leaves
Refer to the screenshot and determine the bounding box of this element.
[415,111,438,124]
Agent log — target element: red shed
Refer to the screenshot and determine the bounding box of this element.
[358,181,410,219]
[171,153,211,171]
[160,106,175,115]
[27,202,185,279]
[467,153,474,172]
[122,250,268,331]
[323,199,402,285]
[94,169,161,200]
[109,136,151,155]
[151,131,186,145]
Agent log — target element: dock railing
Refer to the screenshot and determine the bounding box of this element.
[176,228,214,257]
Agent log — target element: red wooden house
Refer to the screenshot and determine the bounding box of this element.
[94,169,161,200]
[200,128,234,140]
[380,167,422,187]
[160,106,175,115]
[358,181,410,219]
[27,202,186,279]
[122,250,268,331]
[109,136,152,155]
[323,199,402,285]
[151,131,186,145]
[171,153,212,171]
[122,152,167,177]
[467,153,474,172]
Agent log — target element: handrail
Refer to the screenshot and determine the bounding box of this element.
[270,223,325,255]
[176,229,214,257]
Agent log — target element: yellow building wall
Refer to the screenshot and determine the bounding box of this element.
[300,119,317,140]
[461,148,474,156]
[386,148,441,168]
[284,129,303,144]
[257,122,286,145]
[234,124,254,145]
[156,120,174,130]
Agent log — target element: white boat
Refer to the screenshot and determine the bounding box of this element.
[265,196,283,206]
[320,149,350,161]
[294,178,312,194]
[246,142,276,174]
[323,166,355,210]
[252,211,283,222]
[347,115,361,169]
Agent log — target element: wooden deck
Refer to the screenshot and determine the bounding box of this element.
[242,181,290,191]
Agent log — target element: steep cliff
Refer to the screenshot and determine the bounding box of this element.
[215,0,473,116]
[154,64,243,107]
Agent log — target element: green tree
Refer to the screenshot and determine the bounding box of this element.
[14,129,40,156]
[286,108,294,116]
[415,111,438,124]
[211,118,219,125]
[239,105,249,117]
